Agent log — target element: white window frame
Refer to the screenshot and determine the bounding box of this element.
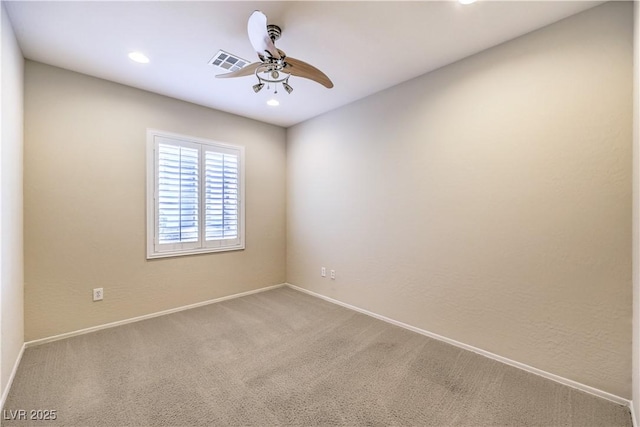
[146,129,245,259]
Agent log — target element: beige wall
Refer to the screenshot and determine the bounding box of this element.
[633,0,639,419]
[1,3,25,401]
[24,62,286,341]
[287,2,633,399]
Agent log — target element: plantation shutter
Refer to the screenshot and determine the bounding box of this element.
[148,131,244,258]
[204,147,241,248]
[154,138,201,252]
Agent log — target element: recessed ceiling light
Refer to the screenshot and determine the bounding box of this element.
[459,0,477,4]
[267,99,279,107]
[128,52,149,64]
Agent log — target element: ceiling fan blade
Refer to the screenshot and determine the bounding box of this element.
[215,62,262,79]
[247,11,280,60]
[284,57,334,89]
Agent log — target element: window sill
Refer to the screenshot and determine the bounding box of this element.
[147,244,245,260]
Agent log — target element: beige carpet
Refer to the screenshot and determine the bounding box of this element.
[3,286,632,426]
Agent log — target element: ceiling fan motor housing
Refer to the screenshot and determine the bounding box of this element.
[267,24,281,42]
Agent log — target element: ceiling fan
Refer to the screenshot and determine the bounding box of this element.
[216,11,334,95]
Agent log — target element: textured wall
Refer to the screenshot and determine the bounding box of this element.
[24,62,286,341]
[1,4,25,398]
[287,2,632,398]
[633,0,639,418]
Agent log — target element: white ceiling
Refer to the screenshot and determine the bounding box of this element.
[5,1,605,128]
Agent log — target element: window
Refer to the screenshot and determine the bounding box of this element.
[147,129,245,258]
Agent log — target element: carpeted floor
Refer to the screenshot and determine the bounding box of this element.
[3,286,632,426]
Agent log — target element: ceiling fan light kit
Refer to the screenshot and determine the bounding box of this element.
[216,10,333,100]
[252,82,265,93]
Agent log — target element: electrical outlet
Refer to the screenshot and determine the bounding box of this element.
[330,270,336,280]
[321,267,326,277]
[93,288,103,301]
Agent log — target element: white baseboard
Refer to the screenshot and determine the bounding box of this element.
[1,343,25,411]
[631,401,638,427]
[26,283,286,348]
[285,283,630,407]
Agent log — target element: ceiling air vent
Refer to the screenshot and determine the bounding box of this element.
[208,50,250,72]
